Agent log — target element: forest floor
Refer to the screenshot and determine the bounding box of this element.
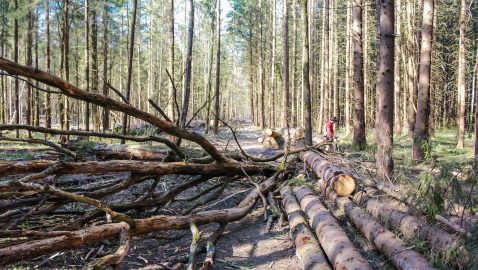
[1,123,477,269]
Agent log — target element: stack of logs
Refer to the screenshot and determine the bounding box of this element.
[282,150,470,269]
[258,127,305,150]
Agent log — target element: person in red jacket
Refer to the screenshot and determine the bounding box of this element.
[325,116,338,141]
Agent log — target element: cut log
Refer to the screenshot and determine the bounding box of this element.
[264,129,282,139]
[280,186,332,270]
[353,190,466,263]
[262,136,281,150]
[300,151,355,196]
[293,186,372,270]
[0,174,278,266]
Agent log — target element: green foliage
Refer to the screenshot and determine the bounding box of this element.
[287,175,306,187]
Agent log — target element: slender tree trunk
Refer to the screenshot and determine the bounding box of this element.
[270,0,276,128]
[282,0,290,129]
[352,0,366,149]
[474,46,478,165]
[62,0,70,133]
[14,0,19,137]
[26,6,33,138]
[180,0,194,128]
[168,0,175,121]
[91,3,100,132]
[456,0,467,148]
[376,0,395,178]
[317,3,326,134]
[248,27,254,126]
[407,0,417,136]
[213,0,221,134]
[102,1,110,132]
[291,0,297,127]
[45,0,51,129]
[394,0,402,135]
[412,0,434,161]
[205,23,214,133]
[345,0,352,133]
[121,0,139,143]
[259,0,265,129]
[84,0,90,131]
[301,0,312,145]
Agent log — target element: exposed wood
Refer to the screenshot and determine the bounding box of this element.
[300,151,355,196]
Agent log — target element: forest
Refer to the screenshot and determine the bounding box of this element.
[0,0,478,269]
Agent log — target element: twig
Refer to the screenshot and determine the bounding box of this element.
[0,72,62,94]
[240,165,268,221]
[148,99,173,123]
[187,223,201,270]
[104,79,129,104]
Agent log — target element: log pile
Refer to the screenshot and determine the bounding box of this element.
[257,129,285,150]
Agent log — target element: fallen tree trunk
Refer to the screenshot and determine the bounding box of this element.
[300,151,355,196]
[264,129,282,139]
[0,160,274,177]
[280,186,331,270]
[293,186,371,270]
[353,190,466,264]
[0,174,278,266]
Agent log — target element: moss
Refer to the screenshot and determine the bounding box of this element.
[287,175,306,187]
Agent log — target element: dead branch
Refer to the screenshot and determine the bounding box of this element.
[187,223,201,270]
[0,57,227,162]
[0,174,278,266]
[199,223,227,270]
[148,98,173,123]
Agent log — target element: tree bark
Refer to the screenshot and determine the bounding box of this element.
[168,0,175,121]
[102,2,110,132]
[84,0,90,131]
[180,0,194,128]
[352,0,366,149]
[456,0,467,149]
[406,0,417,136]
[301,0,312,146]
[280,186,331,270]
[45,0,52,129]
[14,0,19,138]
[121,0,138,143]
[91,3,100,132]
[259,0,265,129]
[294,186,372,270]
[213,0,221,134]
[282,0,290,129]
[412,0,434,161]
[375,0,395,178]
[394,0,402,135]
[26,6,33,138]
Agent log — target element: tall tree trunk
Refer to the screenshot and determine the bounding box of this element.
[291,0,297,127]
[259,0,265,129]
[456,0,467,148]
[376,0,395,178]
[412,0,434,161]
[474,46,478,166]
[45,0,51,129]
[62,0,70,133]
[345,0,352,133]
[301,0,312,145]
[282,0,290,129]
[352,0,366,149]
[84,0,90,131]
[205,23,214,133]
[168,0,175,121]
[213,0,221,134]
[180,0,194,128]
[121,0,139,143]
[102,1,110,132]
[317,2,326,134]
[394,0,402,135]
[270,0,276,128]
[14,0,19,137]
[407,0,417,136]
[248,26,254,126]
[91,3,99,132]
[26,6,33,138]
